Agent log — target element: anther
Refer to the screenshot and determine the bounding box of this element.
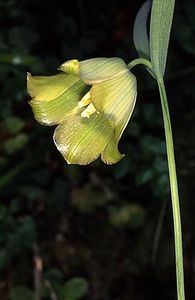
[81,103,97,118]
[78,92,91,108]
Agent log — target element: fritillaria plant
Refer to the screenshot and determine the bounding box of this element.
[27,1,185,299]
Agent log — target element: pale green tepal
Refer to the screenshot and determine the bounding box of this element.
[27,57,137,165]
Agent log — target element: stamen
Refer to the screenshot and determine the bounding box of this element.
[78,92,91,108]
[81,103,97,118]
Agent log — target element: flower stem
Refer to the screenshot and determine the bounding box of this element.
[127,58,153,72]
[157,78,185,300]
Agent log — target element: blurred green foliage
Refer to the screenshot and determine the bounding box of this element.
[10,286,33,300]
[0,0,195,299]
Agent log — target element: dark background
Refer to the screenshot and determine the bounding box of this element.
[0,0,195,299]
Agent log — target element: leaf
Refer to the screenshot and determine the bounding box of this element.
[133,0,151,59]
[0,163,26,190]
[10,286,33,300]
[136,168,154,185]
[4,133,28,154]
[60,277,88,300]
[18,216,37,248]
[109,204,145,228]
[150,0,175,77]
[5,116,25,134]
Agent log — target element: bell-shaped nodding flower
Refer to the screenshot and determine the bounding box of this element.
[27,58,137,165]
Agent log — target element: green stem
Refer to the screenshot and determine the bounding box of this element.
[157,78,185,300]
[128,58,185,299]
[128,58,156,78]
[127,58,153,71]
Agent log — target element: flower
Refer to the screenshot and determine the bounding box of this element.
[27,57,137,165]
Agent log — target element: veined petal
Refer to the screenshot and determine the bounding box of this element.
[58,59,80,76]
[27,72,81,101]
[101,138,124,165]
[53,112,113,165]
[79,57,128,84]
[29,80,89,125]
[90,71,137,141]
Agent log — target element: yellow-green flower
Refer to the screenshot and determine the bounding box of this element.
[27,57,137,165]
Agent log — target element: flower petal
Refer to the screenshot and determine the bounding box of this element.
[27,72,80,101]
[79,57,128,84]
[90,71,137,141]
[29,81,88,126]
[58,59,80,76]
[53,112,113,165]
[101,138,124,165]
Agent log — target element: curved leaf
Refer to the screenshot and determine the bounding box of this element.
[133,0,151,59]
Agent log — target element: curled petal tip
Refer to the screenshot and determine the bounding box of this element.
[58,59,80,76]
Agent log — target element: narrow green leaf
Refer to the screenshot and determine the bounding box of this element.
[150,0,175,77]
[133,0,151,59]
